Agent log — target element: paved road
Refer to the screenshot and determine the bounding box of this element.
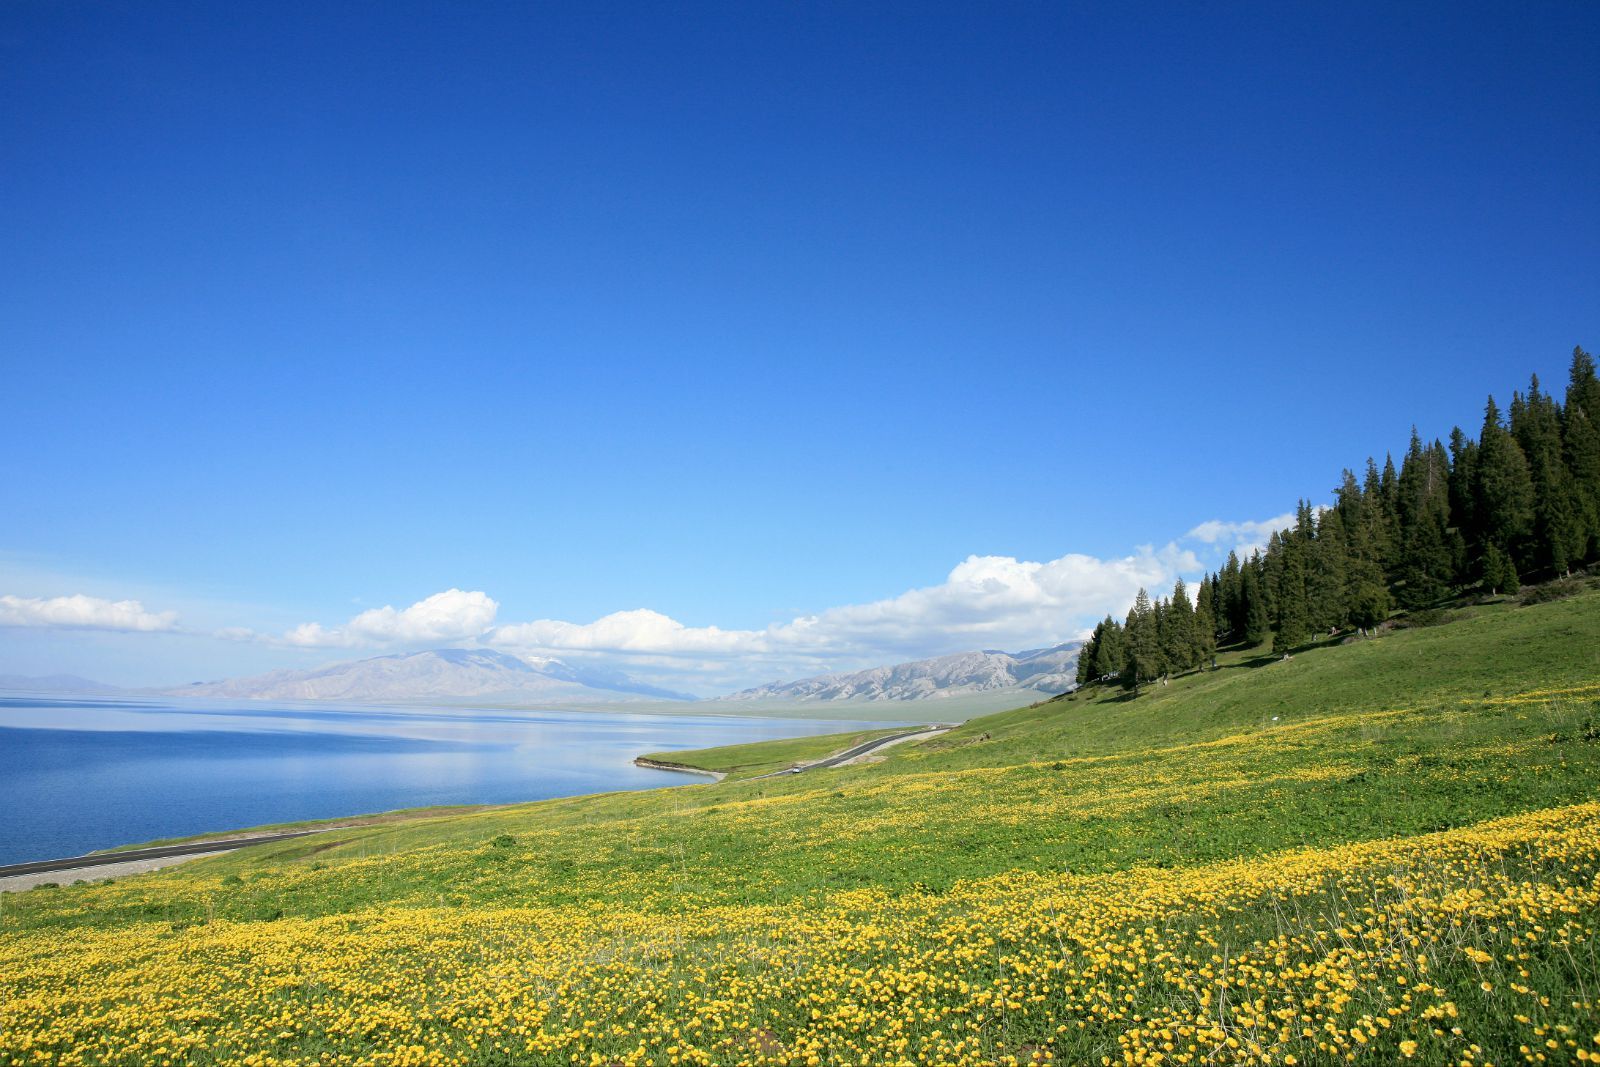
[753,724,954,779]
[0,830,324,879]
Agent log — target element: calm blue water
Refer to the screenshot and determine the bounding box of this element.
[0,695,908,865]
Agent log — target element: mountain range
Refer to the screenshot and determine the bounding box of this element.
[729,642,1080,703]
[0,673,123,695]
[161,648,694,703]
[3,642,1082,706]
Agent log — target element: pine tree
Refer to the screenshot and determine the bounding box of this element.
[1347,574,1391,631]
[1514,374,1585,576]
[1482,543,1512,596]
[1273,536,1310,652]
[1563,404,1600,561]
[1242,558,1270,646]
[1448,426,1479,552]
[1474,396,1535,565]
[1359,459,1394,575]
[1482,543,1521,594]
[1350,463,1388,572]
[1207,574,1222,637]
[1395,430,1454,607]
[1092,616,1126,680]
[1219,551,1244,637]
[1395,495,1451,607]
[1075,627,1097,686]
[1566,346,1600,427]
[1446,526,1470,586]
[1077,616,1123,685]
[1565,347,1600,562]
[1335,468,1363,530]
[1294,499,1316,541]
[1152,598,1172,680]
[1306,507,1349,631]
[1343,466,1392,632]
[1162,578,1198,674]
[1194,578,1218,665]
[1261,530,1285,621]
[1378,453,1401,578]
[1122,589,1161,692]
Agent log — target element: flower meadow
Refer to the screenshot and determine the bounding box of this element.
[3,596,1599,1065]
[3,802,1598,1066]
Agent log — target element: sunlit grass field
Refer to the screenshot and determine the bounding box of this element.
[641,726,917,780]
[3,589,1599,1065]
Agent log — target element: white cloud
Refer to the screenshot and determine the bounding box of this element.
[492,609,757,655]
[212,511,1283,692]
[0,594,179,633]
[784,545,1201,653]
[487,540,1203,674]
[281,589,499,648]
[1184,512,1297,559]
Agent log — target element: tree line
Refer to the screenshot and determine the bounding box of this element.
[1077,347,1600,691]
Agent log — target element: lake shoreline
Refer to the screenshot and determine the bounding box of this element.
[1,756,714,892]
[631,756,727,781]
[1,694,907,868]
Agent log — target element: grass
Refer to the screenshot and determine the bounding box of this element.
[643,725,916,780]
[91,805,501,854]
[2,588,1599,1065]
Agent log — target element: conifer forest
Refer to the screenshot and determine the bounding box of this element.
[1078,347,1600,690]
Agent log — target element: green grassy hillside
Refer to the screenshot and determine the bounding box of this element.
[3,587,1599,1065]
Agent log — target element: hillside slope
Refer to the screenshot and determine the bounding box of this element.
[3,585,1599,1066]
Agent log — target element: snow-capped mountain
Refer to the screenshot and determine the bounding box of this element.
[729,642,1081,702]
[166,648,693,704]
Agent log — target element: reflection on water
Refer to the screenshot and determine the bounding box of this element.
[0,695,908,865]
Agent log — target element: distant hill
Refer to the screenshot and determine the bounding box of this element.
[728,642,1080,702]
[165,648,694,704]
[0,673,122,695]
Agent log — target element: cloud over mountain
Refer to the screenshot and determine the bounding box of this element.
[491,608,753,655]
[283,589,499,648]
[486,541,1204,678]
[5,512,1289,693]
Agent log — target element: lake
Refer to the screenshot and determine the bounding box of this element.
[0,694,908,866]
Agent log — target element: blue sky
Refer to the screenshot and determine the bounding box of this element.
[3,2,1597,692]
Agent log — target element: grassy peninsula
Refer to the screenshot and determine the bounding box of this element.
[3,583,1599,1065]
[640,725,913,781]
